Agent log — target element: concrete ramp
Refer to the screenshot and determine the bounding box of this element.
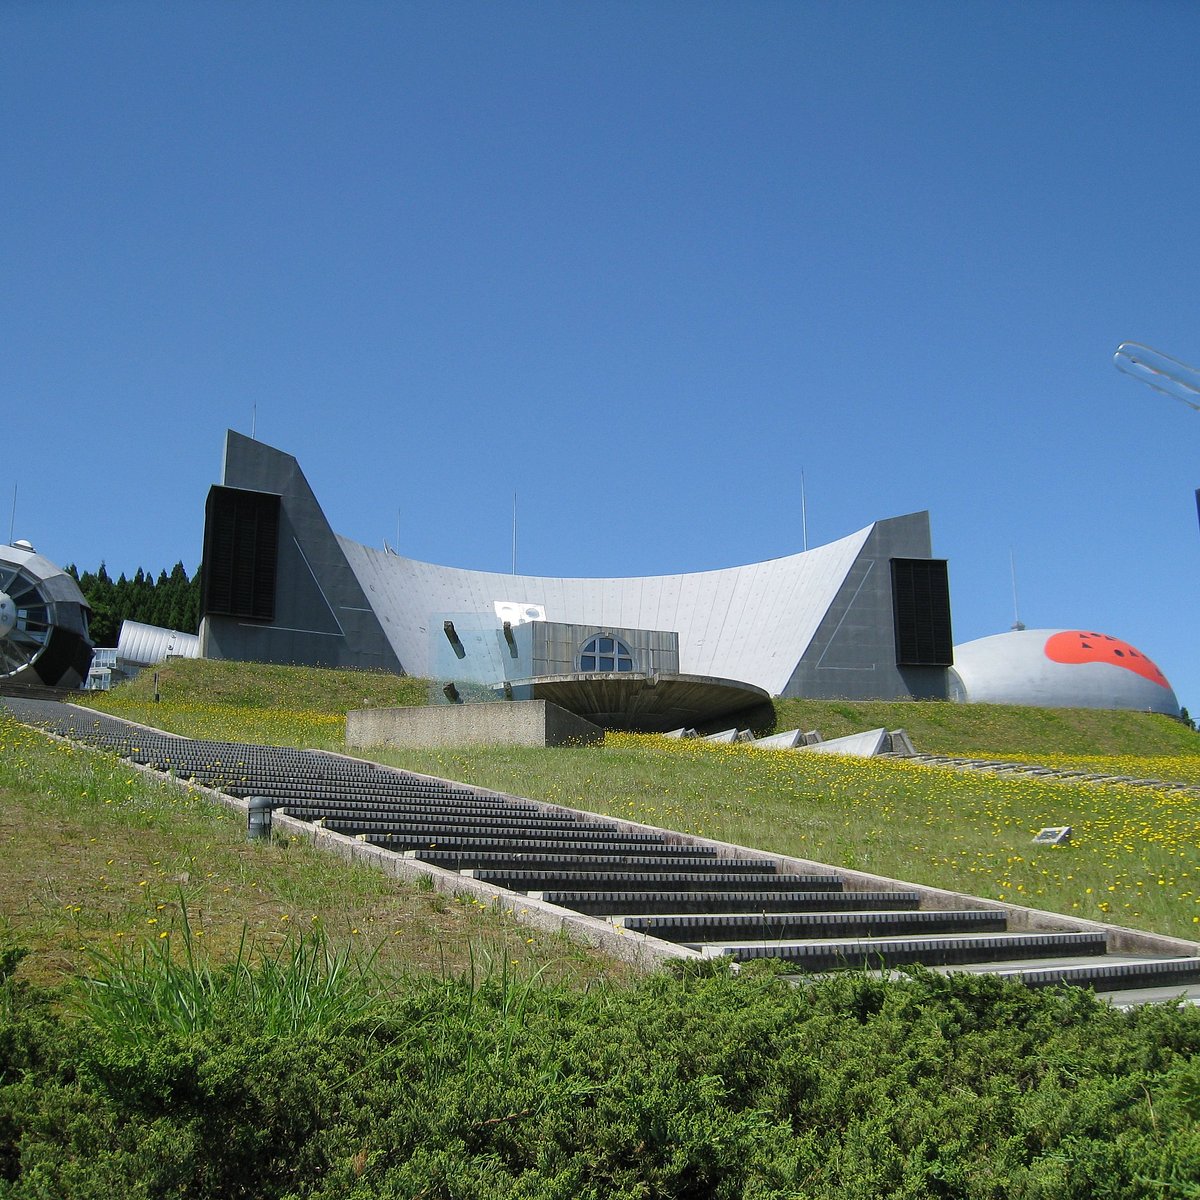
[799,728,889,757]
[755,728,806,749]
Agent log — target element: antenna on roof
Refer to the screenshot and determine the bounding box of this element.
[801,469,809,552]
[1010,549,1025,631]
[512,492,517,575]
[8,483,15,545]
[251,404,257,440]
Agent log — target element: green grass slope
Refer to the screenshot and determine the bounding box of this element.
[82,657,1198,756]
[108,656,430,712]
[774,695,1198,756]
[7,664,1200,1198]
[0,712,626,992]
[69,658,1200,943]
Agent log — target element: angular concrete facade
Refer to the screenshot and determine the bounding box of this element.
[199,432,953,703]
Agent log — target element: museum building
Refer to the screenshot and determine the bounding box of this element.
[197,432,954,730]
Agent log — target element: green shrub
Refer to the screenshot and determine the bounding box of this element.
[11,962,1200,1198]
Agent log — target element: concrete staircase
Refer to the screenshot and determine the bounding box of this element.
[6,697,1200,1005]
[899,752,1200,794]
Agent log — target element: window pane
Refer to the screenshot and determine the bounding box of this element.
[580,655,595,670]
[617,657,633,671]
[598,638,613,653]
[598,656,614,671]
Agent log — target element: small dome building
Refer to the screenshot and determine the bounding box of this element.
[0,541,94,690]
[949,628,1179,716]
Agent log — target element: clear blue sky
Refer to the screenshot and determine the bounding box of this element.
[5,2,1199,709]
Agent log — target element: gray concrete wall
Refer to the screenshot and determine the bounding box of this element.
[782,511,951,701]
[347,699,603,749]
[199,432,403,674]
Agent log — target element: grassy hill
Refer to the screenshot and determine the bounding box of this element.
[81,657,1199,757]
[773,694,1198,756]
[66,658,1200,945]
[5,659,1200,1197]
[106,656,431,712]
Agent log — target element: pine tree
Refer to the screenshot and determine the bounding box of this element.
[72,560,204,643]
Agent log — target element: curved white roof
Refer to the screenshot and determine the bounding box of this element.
[950,628,1180,716]
[339,523,873,696]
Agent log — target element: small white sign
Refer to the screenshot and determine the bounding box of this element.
[494,601,545,626]
[1033,826,1072,845]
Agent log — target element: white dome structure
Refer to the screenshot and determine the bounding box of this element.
[949,628,1180,716]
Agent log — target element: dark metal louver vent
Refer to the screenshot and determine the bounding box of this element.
[201,486,280,621]
[891,558,953,667]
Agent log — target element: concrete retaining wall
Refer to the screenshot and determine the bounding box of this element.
[346,700,603,750]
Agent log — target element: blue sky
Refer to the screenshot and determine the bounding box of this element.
[5,2,1200,709]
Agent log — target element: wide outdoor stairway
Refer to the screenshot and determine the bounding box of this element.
[7,697,1200,1006]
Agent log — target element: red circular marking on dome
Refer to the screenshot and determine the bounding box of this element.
[1043,631,1169,688]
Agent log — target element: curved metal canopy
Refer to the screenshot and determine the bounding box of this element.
[500,671,772,732]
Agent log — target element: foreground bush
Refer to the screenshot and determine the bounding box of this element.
[3,950,1200,1199]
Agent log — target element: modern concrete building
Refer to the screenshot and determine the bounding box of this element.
[198,432,954,729]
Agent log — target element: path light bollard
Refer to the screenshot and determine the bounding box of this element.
[247,796,275,842]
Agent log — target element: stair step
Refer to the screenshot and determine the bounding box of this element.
[468,870,836,893]
[709,931,1108,969]
[937,953,1200,994]
[362,833,709,856]
[313,812,607,834]
[534,889,917,917]
[277,799,566,822]
[1098,983,1200,1008]
[616,908,1007,942]
[355,826,671,849]
[407,850,776,872]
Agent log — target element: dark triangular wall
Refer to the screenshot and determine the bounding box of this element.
[781,511,951,700]
[198,432,404,673]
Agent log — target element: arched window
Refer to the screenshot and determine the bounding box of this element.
[578,634,635,673]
